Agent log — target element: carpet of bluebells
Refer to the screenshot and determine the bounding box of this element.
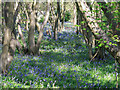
[1,22,117,88]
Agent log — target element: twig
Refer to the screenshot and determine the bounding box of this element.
[90,49,99,62]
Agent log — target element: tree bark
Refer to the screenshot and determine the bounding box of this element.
[53,1,61,40]
[87,2,105,60]
[25,10,29,31]
[73,2,77,25]
[26,2,36,55]
[0,2,22,75]
[12,2,22,39]
[1,2,14,74]
[36,0,50,54]
[76,2,93,60]
[60,1,66,32]
[17,23,27,49]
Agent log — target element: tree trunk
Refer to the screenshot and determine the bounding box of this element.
[73,2,77,25]
[1,2,14,74]
[76,2,93,60]
[17,23,27,49]
[35,0,50,54]
[0,2,22,75]
[25,10,29,31]
[88,2,105,60]
[53,1,60,40]
[60,0,65,32]
[13,2,22,39]
[54,16,58,40]
[26,3,36,55]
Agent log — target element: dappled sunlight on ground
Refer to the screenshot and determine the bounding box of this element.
[1,22,116,88]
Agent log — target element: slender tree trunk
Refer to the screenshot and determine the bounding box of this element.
[26,3,36,55]
[53,1,60,40]
[25,10,29,31]
[35,0,50,54]
[0,2,4,44]
[76,3,80,35]
[73,2,77,25]
[57,1,61,33]
[13,2,22,39]
[17,23,27,49]
[54,15,58,40]
[60,0,65,32]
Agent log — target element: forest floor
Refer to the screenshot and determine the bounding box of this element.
[1,22,117,88]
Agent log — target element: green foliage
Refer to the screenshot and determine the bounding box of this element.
[75,25,81,27]
[105,45,109,48]
[18,39,24,47]
[83,28,86,30]
[64,11,71,22]
[81,21,86,24]
[98,43,104,47]
[1,17,4,19]
[39,16,44,23]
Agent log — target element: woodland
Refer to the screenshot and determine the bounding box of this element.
[0,0,120,88]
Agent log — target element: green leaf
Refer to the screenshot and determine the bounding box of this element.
[96,18,101,20]
[107,32,110,35]
[100,39,103,41]
[87,30,89,32]
[98,43,104,47]
[87,16,90,18]
[113,44,117,46]
[113,35,118,37]
[1,17,4,19]
[83,11,86,13]
[95,10,99,13]
[105,45,109,48]
[81,21,86,24]
[95,33,99,35]
[103,23,106,26]
[109,42,112,45]
[75,25,81,27]
[104,41,107,43]
[96,6,99,8]
[109,26,112,28]
[116,28,120,31]
[83,28,86,30]
[95,46,98,48]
